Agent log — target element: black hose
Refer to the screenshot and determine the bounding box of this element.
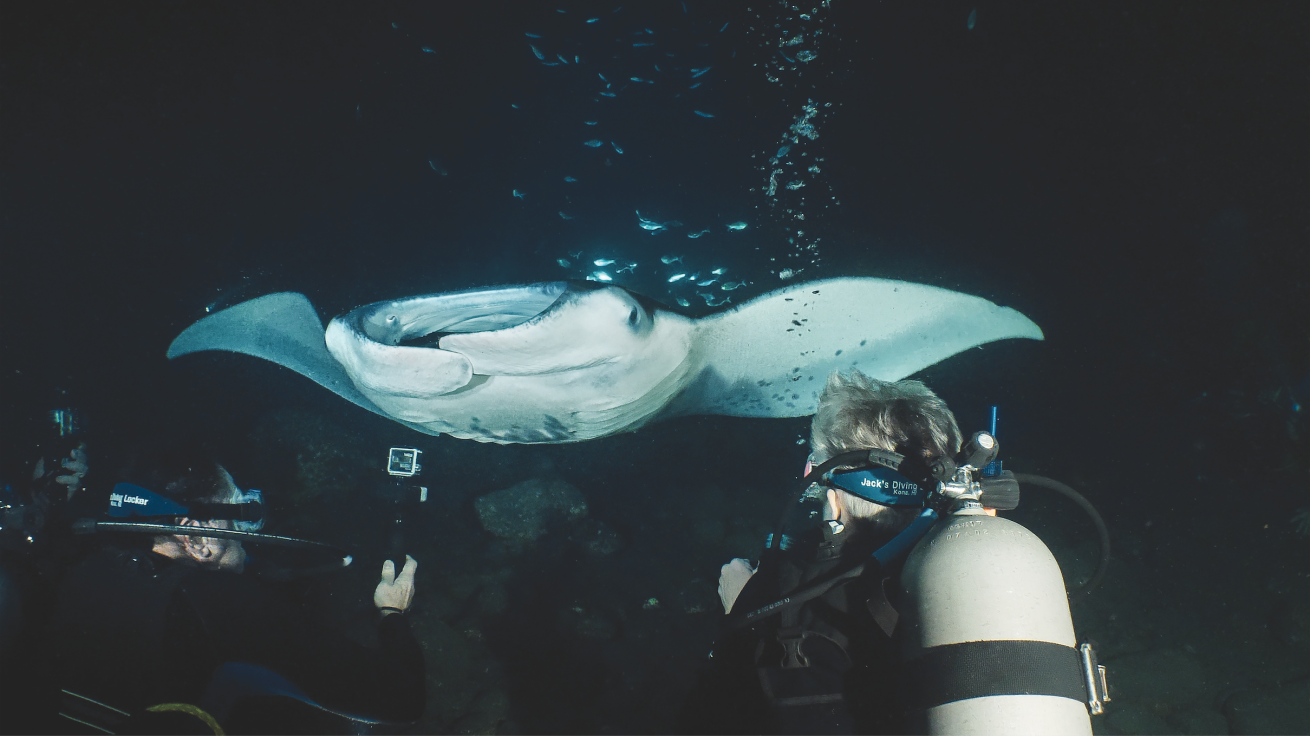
[1011,474,1110,596]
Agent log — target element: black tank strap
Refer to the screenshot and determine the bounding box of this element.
[903,639,1087,711]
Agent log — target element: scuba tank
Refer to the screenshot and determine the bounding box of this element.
[899,509,1093,734]
[894,421,1108,734]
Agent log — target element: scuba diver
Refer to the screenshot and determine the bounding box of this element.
[20,439,426,734]
[680,370,1109,735]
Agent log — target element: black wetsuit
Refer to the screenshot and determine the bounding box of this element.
[680,509,908,735]
[51,545,424,734]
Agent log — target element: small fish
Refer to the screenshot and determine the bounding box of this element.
[693,110,714,118]
[612,142,624,154]
[428,159,447,175]
[599,91,617,97]
[778,269,801,280]
[513,189,526,199]
[687,229,711,238]
[569,251,582,259]
[575,55,581,64]
[525,32,542,38]
[719,22,729,32]
[660,255,682,264]
[721,281,742,291]
[530,44,545,60]
[645,28,654,34]
[691,66,712,78]
[594,259,616,266]
[559,211,573,220]
[637,220,665,233]
[591,271,613,282]
[689,82,701,89]
[557,259,571,267]
[616,262,637,274]
[668,273,686,283]
[587,17,599,23]
[584,139,604,147]
[598,73,608,82]
[726,221,747,230]
[421,46,435,54]
[702,293,731,307]
[584,121,598,125]
[541,62,560,66]
[630,77,647,83]
[511,103,520,109]
[676,297,691,307]
[564,176,578,182]
[654,64,661,72]
[633,42,654,47]
[711,267,726,275]
[697,279,717,286]
[967,8,977,30]
[557,53,570,64]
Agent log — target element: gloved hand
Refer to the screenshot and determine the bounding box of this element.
[718,557,758,614]
[374,554,417,615]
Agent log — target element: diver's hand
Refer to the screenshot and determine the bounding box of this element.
[374,555,417,615]
[33,443,88,500]
[56,444,89,488]
[718,558,758,615]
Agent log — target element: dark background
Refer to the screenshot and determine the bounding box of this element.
[2,2,1307,733]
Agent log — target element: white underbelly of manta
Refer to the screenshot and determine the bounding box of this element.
[165,278,1043,444]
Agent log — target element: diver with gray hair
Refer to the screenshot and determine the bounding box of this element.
[681,369,961,734]
[681,368,1107,734]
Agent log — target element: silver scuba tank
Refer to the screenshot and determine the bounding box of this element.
[898,508,1093,735]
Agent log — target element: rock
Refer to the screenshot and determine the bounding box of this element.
[1224,679,1310,735]
[568,518,623,557]
[247,410,370,508]
[474,478,588,547]
[408,613,508,733]
[476,581,509,617]
[558,602,618,641]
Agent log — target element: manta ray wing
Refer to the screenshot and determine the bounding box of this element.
[166,292,435,432]
[667,277,1044,419]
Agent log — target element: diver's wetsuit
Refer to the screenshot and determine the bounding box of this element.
[680,508,908,735]
[52,545,424,733]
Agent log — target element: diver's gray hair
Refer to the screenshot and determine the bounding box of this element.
[810,371,963,523]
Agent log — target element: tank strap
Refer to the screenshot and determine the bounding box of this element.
[903,639,1086,711]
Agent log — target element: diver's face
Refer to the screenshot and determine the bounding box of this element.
[206,467,248,573]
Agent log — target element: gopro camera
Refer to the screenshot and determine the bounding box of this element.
[386,448,422,477]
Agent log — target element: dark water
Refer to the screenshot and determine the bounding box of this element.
[2,2,1307,733]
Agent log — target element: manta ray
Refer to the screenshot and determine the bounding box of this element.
[167,278,1042,444]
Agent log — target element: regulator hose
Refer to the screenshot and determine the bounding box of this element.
[1011,473,1110,595]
